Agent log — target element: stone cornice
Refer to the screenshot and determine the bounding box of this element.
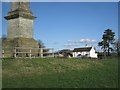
[4,8,36,20]
[4,14,36,20]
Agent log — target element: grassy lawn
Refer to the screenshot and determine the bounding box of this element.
[2,58,118,88]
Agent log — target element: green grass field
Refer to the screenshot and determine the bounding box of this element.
[2,58,118,88]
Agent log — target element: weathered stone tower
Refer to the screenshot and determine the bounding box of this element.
[4,1,35,38]
[3,1,39,58]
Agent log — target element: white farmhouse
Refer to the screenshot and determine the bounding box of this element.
[72,46,98,58]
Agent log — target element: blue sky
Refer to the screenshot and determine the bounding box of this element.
[2,2,118,51]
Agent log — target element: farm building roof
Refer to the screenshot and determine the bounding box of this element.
[73,47,92,52]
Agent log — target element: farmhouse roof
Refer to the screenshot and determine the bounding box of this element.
[59,49,73,53]
[73,47,92,52]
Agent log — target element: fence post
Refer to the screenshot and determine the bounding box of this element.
[14,48,16,58]
[40,48,43,58]
[2,50,4,58]
[52,48,54,58]
[29,49,31,58]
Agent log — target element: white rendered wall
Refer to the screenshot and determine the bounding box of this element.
[90,47,98,58]
[73,51,90,57]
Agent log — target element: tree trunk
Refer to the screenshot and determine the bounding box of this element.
[108,45,110,56]
[104,49,106,58]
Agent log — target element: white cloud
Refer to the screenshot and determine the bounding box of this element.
[67,39,96,43]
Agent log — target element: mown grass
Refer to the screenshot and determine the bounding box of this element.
[2,58,118,88]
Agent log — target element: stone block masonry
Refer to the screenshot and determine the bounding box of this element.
[7,17,33,38]
[4,1,36,39]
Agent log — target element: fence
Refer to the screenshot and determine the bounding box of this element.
[2,47,54,58]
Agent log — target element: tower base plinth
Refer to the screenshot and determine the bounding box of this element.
[2,38,39,58]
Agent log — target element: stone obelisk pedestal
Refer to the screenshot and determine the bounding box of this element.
[4,1,36,38]
[3,1,39,58]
